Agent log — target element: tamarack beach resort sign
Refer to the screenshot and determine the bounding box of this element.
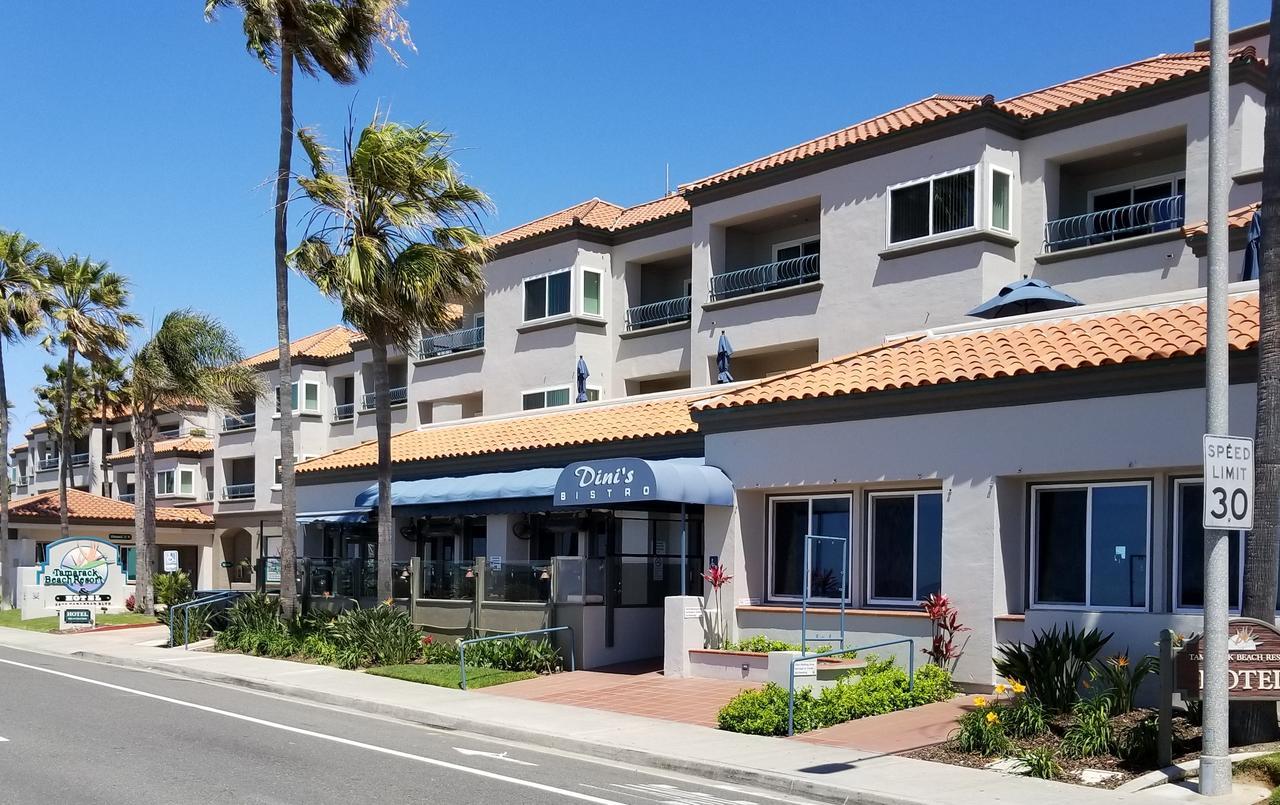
[1175,618,1280,700]
[36,537,125,610]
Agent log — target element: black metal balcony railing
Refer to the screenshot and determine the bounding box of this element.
[37,457,58,472]
[71,452,90,467]
[223,483,256,500]
[625,295,692,331]
[332,402,355,422]
[119,492,135,503]
[420,325,484,358]
[223,412,256,432]
[709,253,820,302]
[1044,194,1185,253]
[361,386,408,411]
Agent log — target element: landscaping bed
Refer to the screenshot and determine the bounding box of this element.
[369,664,536,690]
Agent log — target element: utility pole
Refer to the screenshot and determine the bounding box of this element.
[1200,0,1232,796]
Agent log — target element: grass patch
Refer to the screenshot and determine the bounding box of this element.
[0,609,157,632]
[367,663,536,690]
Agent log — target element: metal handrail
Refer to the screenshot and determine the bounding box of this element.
[119,492,135,503]
[222,412,256,431]
[361,386,408,411]
[710,253,820,301]
[332,402,355,421]
[458,625,575,690]
[420,325,485,358]
[37,457,58,471]
[169,590,246,648]
[787,638,915,736]
[625,295,692,331]
[1044,194,1184,253]
[156,428,182,440]
[70,452,90,467]
[223,483,255,500]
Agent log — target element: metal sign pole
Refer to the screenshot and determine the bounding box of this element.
[1200,0,1232,794]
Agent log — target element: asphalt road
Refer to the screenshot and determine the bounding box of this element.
[0,645,817,805]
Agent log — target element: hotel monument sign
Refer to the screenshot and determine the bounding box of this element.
[1175,618,1280,700]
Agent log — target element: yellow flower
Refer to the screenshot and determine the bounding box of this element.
[973,696,988,707]
[993,683,1007,695]
[1011,681,1026,695]
[986,711,999,724]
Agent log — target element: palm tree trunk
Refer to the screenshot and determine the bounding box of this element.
[372,341,393,603]
[99,404,109,497]
[141,411,158,615]
[275,43,299,619]
[131,412,146,612]
[59,344,75,540]
[1236,14,1280,746]
[0,338,11,610]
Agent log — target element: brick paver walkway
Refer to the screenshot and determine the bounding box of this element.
[795,696,970,753]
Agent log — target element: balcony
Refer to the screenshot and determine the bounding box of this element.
[223,483,256,500]
[1045,196,1185,253]
[119,492,135,503]
[157,428,181,440]
[71,452,90,467]
[420,325,484,359]
[709,254,820,302]
[625,296,692,331]
[361,386,408,411]
[222,412,256,432]
[37,457,58,472]
[332,402,355,422]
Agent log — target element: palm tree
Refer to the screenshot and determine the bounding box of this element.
[292,116,489,601]
[130,310,263,613]
[42,256,140,539]
[203,0,411,618]
[34,362,94,493]
[88,356,128,497]
[0,231,50,609]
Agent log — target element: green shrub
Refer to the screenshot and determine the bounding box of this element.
[952,709,1011,756]
[910,663,956,706]
[1116,714,1159,765]
[299,631,340,665]
[154,571,194,607]
[216,593,288,655]
[1000,695,1048,738]
[1018,747,1061,779]
[1062,696,1114,758]
[819,659,908,723]
[465,636,561,674]
[421,635,461,665]
[1089,654,1158,715]
[722,634,831,654]
[993,625,1112,714]
[169,604,213,646]
[329,605,421,668]
[1237,752,1280,787]
[718,683,822,735]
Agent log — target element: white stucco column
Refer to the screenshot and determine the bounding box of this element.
[940,477,999,686]
[663,595,705,678]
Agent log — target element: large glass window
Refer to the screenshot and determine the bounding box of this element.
[868,491,943,604]
[156,470,175,496]
[889,168,976,244]
[582,270,602,317]
[523,270,572,321]
[1032,482,1150,609]
[1170,479,1278,612]
[769,495,852,601]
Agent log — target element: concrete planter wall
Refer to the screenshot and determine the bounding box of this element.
[688,648,861,683]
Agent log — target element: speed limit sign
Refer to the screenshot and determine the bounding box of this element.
[1203,434,1254,530]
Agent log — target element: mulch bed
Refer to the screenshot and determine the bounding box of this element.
[906,710,1203,789]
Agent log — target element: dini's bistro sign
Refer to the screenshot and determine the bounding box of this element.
[554,458,657,506]
[1175,618,1280,700]
[36,537,125,611]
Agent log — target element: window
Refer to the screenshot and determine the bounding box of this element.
[1088,175,1186,214]
[121,546,137,583]
[868,491,943,604]
[773,238,820,262]
[769,495,852,600]
[156,471,175,496]
[990,167,1012,232]
[521,386,599,410]
[277,381,320,413]
[1031,482,1150,610]
[523,270,572,321]
[178,469,194,496]
[274,458,283,487]
[1170,479,1279,612]
[889,168,975,243]
[473,312,485,330]
[582,270,602,317]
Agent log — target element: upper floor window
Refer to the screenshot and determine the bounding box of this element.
[1089,174,1185,215]
[990,167,1012,233]
[277,381,321,414]
[582,270,602,317]
[156,468,193,496]
[524,270,572,322]
[889,167,975,244]
[773,237,820,262]
[521,386,599,410]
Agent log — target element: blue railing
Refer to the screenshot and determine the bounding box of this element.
[169,590,248,648]
[787,638,915,735]
[710,253,820,302]
[223,483,255,500]
[626,295,692,331]
[332,402,355,422]
[458,626,576,690]
[1045,194,1185,253]
[222,412,255,431]
[37,457,58,472]
[420,325,485,358]
[71,452,90,467]
[361,386,408,411]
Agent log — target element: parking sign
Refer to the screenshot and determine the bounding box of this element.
[1203,434,1254,530]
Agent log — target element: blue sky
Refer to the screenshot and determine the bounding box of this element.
[0,1,1268,444]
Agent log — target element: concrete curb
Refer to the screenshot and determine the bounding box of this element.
[1114,749,1272,793]
[69,649,925,805]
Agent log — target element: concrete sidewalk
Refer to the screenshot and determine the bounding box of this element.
[0,626,1224,805]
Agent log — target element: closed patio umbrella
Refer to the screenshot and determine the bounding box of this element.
[575,355,590,403]
[716,331,734,383]
[1242,208,1262,282]
[967,277,1083,319]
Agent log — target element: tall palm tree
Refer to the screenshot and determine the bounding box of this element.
[203,0,411,617]
[88,356,129,497]
[292,116,489,600]
[34,362,94,494]
[130,310,263,613]
[42,256,140,539]
[0,231,50,609]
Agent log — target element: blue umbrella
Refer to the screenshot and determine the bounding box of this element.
[967,277,1083,319]
[716,331,734,383]
[1242,208,1262,282]
[575,355,590,403]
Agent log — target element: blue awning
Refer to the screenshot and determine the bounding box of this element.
[297,509,369,525]
[355,467,562,514]
[553,457,734,507]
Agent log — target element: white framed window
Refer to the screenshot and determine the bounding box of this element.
[1030,481,1151,611]
[1087,172,1186,214]
[867,491,943,605]
[523,269,572,322]
[277,381,321,414]
[156,470,175,496]
[767,494,853,602]
[521,386,600,411]
[581,269,602,317]
[772,237,820,262]
[178,468,194,496]
[989,166,1013,233]
[888,166,976,244]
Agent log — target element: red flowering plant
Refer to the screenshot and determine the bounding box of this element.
[921,593,970,670]
[700,563,734,649]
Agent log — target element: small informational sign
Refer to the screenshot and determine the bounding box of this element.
[107,533,131,543]
[709,555,719,568]
[265,557,281,584]
[162,550,179,573]
[488,555,503,571]
[1175,618,1280,699]
[794,659,818,677]
[1203,434,1254,530]
[59,608,95,630]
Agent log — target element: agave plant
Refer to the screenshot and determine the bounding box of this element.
[993,624,1112,714]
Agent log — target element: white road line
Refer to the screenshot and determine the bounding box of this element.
[0,737,9,742]
[0,657,623,805]
[455,746,538,766]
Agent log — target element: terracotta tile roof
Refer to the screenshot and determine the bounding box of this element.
[611,195,691,229]
[10,444,27,452]
[1184,201,1261,238]
[108,435,213,463]
[8,489,213,528]
[681,95,991,193]
[694,293,1259,411]
[297,393,705,474]
[243,325,361,368]
[488,198,625,248]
